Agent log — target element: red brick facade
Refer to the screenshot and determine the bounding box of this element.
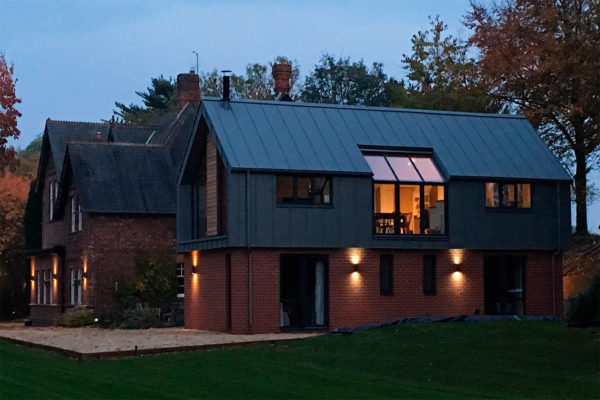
[30,156,176,324]
[184,248,563,334]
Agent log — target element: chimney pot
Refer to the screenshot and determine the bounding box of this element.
[177,72,201,109]
[272,63,292,97]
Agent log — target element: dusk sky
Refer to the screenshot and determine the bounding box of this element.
[1,0,598,232]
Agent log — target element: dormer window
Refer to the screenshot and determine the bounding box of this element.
[365,153,446,236]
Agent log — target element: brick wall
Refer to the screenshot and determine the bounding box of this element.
[184,248,562,333]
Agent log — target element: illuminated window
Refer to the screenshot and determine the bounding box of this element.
[486,183,531,209]
[366,153,446,235]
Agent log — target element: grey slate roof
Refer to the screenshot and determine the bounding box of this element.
[66,143,176,214]
[201,98,570,181]
[45,120,110,178]
[108,125,155,144]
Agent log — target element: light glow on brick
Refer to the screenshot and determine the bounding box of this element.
[452,270,463,282]
[348,248,363,266]
[192,251,198,267]
[450,249,464,265]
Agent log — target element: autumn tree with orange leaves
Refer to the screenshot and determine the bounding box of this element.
[466,0,600,234]
[0,54,21,173]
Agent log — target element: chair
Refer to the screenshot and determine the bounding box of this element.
[400,213,412,233]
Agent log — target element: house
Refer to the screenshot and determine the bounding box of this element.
[177,67,571,333]
[27,72,200,325]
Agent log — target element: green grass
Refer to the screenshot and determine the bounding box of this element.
[1,321,598,399]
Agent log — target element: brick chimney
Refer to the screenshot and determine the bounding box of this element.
[176,70,201,109]
[272,63,292,98]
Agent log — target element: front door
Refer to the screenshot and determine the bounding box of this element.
[280,255,328,329]
[484,255,526,315]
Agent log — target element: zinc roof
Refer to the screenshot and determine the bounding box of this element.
[201,98,570,181]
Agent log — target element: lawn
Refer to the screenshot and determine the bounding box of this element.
[0,321,598,399]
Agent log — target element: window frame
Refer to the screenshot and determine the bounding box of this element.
[276,175,333,206]
[176,263,185,298]
[372,181,448,237]
[70,268,82,305]
[367,152,448,237]
[485,182,532,210]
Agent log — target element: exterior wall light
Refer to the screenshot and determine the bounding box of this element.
[192,266,198,275]
[30,276,35,281]
[454,264,462,273]
[82,271,88,279]
[52,272,58,280]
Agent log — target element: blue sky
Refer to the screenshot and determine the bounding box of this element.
[1,0,598,232]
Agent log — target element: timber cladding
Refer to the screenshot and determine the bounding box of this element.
[184,248,562,334]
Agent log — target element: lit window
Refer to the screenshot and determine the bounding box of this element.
[366,153,446,236]
[486,183,531,209]
[49,180,58,221]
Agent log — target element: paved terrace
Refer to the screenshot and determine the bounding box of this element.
[0,324,319,360]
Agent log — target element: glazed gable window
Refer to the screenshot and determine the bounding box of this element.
[485,183,531,208]
[49,180,58,220]
[366,153,446,236]
[277,176,331,205]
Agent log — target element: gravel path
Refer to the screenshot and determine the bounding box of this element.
[0,324,319,355]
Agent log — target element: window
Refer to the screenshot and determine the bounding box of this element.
[485,183,531,209]
[40,270,53,305]
[49,180,58,220]
[366,153,446,235]
[380,255,393,296]
[277,176,331,205]
[70,196,83,232]
[176,263,185,298]
[71,196,76,232]
[423,255,436,295]
[70,268,82,305]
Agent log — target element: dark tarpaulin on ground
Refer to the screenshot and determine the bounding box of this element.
[333,315,563,334]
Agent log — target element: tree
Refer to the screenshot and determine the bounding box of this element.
[0,54,21,173]
[466,0,600,234]
[113,76,176,124]
[301,54,389,106]
[390,16,498,113]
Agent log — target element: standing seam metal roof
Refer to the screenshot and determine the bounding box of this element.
[200,98,570,181]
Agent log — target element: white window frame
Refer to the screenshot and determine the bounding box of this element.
[36,271,41,304]
[71,196,76,232]
[49,181,55,220]
[71,268,82,305]
[176,263,185,298]
[78,204,83,231]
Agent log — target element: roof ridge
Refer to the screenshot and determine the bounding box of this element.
[201,97,525,119]
[111,124,157,129]
[68,141,165,148]
[47,119,109,125]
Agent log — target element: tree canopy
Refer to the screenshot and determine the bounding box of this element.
[0,54,21,173]
[387,16,498,113]
[301,54,389,106]
[466,0,600,234]
[113,75,176,124]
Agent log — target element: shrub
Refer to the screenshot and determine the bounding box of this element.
[567,272,599,328]
[56,306,94,327]
[119,307,163,330]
